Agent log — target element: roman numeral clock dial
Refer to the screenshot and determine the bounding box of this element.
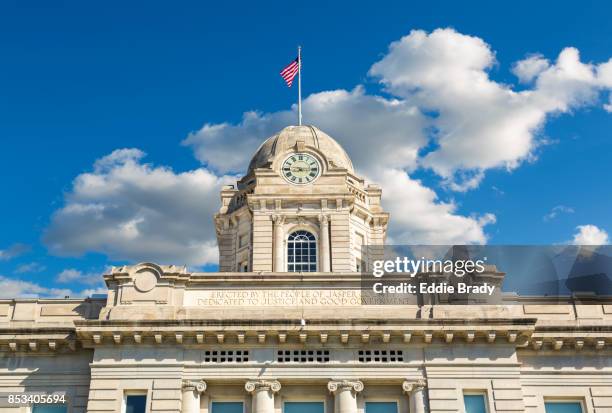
[281,153,321,184]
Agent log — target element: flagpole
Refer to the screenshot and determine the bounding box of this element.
[298,45,302,126]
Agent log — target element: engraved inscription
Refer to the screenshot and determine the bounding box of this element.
[193,289,361,306]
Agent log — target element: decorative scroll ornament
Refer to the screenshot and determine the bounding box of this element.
[327,380,364,394]
[182,380,207,394]
[245,380,282,393]
[402,379,427,394]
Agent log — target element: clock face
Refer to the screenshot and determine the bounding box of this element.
[281,153,321,184]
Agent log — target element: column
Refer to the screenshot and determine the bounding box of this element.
[402,379,428,413]
[182,380,207,413]
[319,214,330,272]
[327,380,363,413]
[273,215,285,272]
[245,380,281,413]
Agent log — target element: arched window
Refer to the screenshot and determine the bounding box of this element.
[287,230,317,272]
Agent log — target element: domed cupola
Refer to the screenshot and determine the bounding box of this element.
[247,125,354,174]
[215,125,389,274]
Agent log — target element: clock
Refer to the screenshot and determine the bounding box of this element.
[281,153,321,184]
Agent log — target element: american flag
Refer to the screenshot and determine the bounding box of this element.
[280,57,299,87]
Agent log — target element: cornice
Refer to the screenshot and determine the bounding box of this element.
[0,317,610,352]
[0,327,77,353]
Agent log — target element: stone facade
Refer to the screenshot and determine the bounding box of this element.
[0,126,610,413]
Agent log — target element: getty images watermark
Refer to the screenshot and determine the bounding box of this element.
[371,255,493,295]
[359,245,612,305]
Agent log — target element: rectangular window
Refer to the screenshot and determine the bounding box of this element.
[463,394,487,413]
[365,402,398,413]
[125,394,147,413]
[212,401,244,413]
[545,402,583,413]
[32,406,67,413]
[284,402,325,413]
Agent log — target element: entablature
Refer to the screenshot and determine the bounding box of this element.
[74,317,537,348]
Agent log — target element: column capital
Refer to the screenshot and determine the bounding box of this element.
[318,214,330,224]
[327,380,364,394]
[402,379,426,394]
[272,215,285,224]
[182,379,207,394]
[245,379,282,393]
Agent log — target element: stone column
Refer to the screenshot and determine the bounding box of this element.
[182,380,207,413]
[319,214,330,272]
[245,380,281,413]
[327,380,363,413]
[402,379,428,413]
[272,215,285,272]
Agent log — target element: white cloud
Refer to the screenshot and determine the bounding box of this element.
[368,28,612,189]
[572,225,610,245]
[0,276,71,298]
[56,268,104,286]
[44,149,236,266]
[605,100,612,113]
[14,262,46,274]
[0,275,108,299]
[183,87,427,176]
[543,205,574,222]
[375,169,495,244]
[512,54,550,83]
[0,243,29,261]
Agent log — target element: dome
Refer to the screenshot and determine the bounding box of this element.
[247,125,354,174]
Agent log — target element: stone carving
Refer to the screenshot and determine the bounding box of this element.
[245,380,282,393]
[402,379,427,394]
[272,215,285,225]
[194,289,361,307]
[327,380,364,394]
[133,270,157,293]
[182,379,207,394]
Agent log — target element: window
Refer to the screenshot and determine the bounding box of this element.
[284,402,324,413]
[544,402,583,413]
[212,402,244,413]
[32,406,67,413]
[287,230,317,272]
[239,261,248,272]
[124,394,147,413]
[366,402,398,413]
[463,394,487,413]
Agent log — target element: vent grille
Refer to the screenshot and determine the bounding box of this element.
[277,350,330,363]
[203,350,249,363]
[358,350,403,363]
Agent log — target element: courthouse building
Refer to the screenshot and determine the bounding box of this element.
[0,125,611,413]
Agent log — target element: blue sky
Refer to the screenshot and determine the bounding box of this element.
[0,0,611,297]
